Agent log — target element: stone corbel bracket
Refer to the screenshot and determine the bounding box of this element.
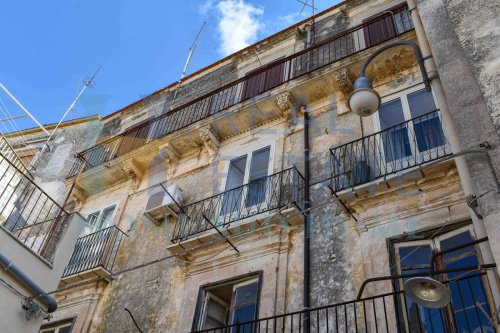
[159,143,180,173]
[198,125,220,162]
[122,158,144,191]
[276,92,297,129]
[333,68,353,115]
[70,183,87,211]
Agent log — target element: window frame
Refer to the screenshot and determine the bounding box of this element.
[191,272,263,332]
[388,222,496,333]
[219,144,275,218]
[81,204,117,236]
[373,84,444,171]
[39,318,76,333]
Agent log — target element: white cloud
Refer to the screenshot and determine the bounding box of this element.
[214,0,264,56]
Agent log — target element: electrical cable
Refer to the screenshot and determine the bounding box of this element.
[124,308,144,333]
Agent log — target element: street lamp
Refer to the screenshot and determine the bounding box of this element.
[348,40,431,117]
[404,277,451,308]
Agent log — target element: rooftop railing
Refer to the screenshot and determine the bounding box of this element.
[0,153,67,262]
[62,225,126,277]
[171,167,304,242]
[67,5,414,178]
[329,110,452,192]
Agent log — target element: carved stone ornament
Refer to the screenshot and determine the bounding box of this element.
[70,185,86,210]
[333,68,353,94]
[159,143,179,173]
[276,92,298,129]
[122,159,144,191]
[198,125,220,162]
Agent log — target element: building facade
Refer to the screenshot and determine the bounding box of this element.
[6,0,497,332]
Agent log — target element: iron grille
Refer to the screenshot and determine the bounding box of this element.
[62,225,126,277]
[329,110,452,192]
[171,167,304,242]
[0,153,68,262]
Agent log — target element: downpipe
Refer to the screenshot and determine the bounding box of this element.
[0,252,58,313]
[302,105,311,333]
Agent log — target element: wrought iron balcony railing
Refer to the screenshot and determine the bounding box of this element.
[0,153,68,262]
[67,5,414,178]
[191,272,496,333]
[63,225,126,277]
[171,167,304,242]
[329,110,452,192]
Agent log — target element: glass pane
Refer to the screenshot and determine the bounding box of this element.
[408,89,445,151]
[246,147,270,207]
[99,206,116,229]
[398,245,432,268]
[379,99,405,130]
[231,304,257,333]
[221,156,247,216]
[439,231,494,332]
[58,327,72,333]
[413,116,446,152]
[379,99,412,162]
[233,282,258,306]
[407,89,437,118]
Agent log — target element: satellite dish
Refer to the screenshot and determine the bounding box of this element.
[404,277,451,308]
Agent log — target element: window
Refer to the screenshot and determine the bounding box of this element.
[392,225,495,332]
[40,320,74,333]
[81,205,116,236]
[196,277,260,332]
[220,146,272,217]
[376,87,446,165]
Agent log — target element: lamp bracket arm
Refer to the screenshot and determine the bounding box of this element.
[359,40,431,91]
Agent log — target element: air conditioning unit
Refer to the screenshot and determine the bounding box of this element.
[144,185,183,224]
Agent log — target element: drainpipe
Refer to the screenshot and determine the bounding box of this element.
[0,252,58,313]
[302,105,311,333]
[406,0,500,305]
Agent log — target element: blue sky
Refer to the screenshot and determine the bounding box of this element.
[0,0,340,132]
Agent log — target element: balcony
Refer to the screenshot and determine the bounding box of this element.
[0,153,68,263]
[66,5,415,192]
[61,226,126,284]
[329,110,452,195]
[168,167,304,253]
[191,272,496,333]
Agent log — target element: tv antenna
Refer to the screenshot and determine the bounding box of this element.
[296,0,317,16]
[172,21,207,102]
[28,66,101,170]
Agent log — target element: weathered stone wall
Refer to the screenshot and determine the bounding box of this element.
[443,0,500,135]
[418,0,500,263]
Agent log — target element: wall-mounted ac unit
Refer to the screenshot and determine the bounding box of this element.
[144,185,183,224]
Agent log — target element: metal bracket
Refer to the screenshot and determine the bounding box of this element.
[466,195,484,220]
[202,214,239,253]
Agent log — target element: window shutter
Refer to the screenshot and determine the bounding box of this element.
[363,14,396,48]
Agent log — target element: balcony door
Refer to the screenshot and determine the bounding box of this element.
[375,86,447,174]
[81,205,116,236]
[220,146,272,223]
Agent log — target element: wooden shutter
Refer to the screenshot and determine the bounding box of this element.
[363,14,396,48]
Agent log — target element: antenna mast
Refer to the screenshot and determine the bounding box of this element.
[41,66,101,151]
[173,21,206,102]
[29,66,101,171]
